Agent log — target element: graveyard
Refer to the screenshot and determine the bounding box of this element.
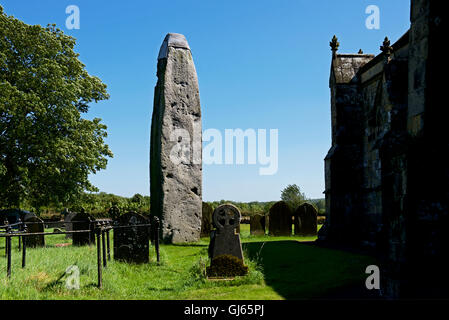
[1,0,448,302]
[0,222,376,300]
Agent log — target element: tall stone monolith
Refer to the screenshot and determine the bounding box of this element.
[150,33,202,243]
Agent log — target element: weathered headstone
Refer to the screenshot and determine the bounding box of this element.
[208,204,243,260]
[108,205,120,220]
[72,210,94,246]
[113,212,150,264]
[64,211,77,239]
[250,214,266,236]
[150,33,202,244]
[23,213,45,248]
[62,208,69,218]
[294,203,318,236]
[201,202,213,237]
[268,201,292,236]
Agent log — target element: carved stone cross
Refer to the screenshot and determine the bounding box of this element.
[208,204,244,261]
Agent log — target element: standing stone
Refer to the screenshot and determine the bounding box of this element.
[150,33,202,243]
[201,202,213,237]
[250,214,266,236]
[113,212,150,264]
[23,213,45,248]
[64,211,77,239]
[294,203,318,236]
[208,204,243,260]
[72,210,94,246]
[268,201,292,236]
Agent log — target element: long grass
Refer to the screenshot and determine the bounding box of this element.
[0,224,376,300]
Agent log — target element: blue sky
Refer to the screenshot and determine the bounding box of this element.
[1,0,411,201]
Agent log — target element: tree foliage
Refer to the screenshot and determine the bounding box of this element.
[281,184,305,210]
[0,7,112,210]
[208,200,275,217]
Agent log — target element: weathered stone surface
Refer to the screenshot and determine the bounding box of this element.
[268,201,292,236]
[208,204,243,260]
[201,202,213,237]
[250,214,266,236]
[23,213,45,248]
[64,211,77,239]
[294,203,317,236]
[72,211,94,246]
[113,212,150,264]
[323,0,449,298]
[150,33,202,244]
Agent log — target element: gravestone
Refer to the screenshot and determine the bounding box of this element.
[72,210,94,246]
[201,202,213,237]
[294,203,318,236]
[268,201,292,236]
[62,208,69,218]
[23,213,45,248]
[150,33,202,244]
[250,214,266,236]
[64,211,77,239]
[113,212,151,264]
[108,205,120,220]
[208,204,243,260]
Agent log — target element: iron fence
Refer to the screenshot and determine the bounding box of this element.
[0,217,160,288]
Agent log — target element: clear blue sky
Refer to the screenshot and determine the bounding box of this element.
[1,0,411,202]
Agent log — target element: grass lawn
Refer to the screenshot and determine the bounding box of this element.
[0,224,377,300]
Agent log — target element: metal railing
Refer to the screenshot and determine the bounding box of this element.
[0,217,161,288]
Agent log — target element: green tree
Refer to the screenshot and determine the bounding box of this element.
[281,184,305,210]
[313,198,326,215]
[131,193,144,205]
[0,7,112,212]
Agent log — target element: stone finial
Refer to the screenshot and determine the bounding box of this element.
[358,49,364,54]
[380,37,393,57]
[330,35,340,56]
[158,33,190,60]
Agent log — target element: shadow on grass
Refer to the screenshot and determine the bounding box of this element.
[243,240,380,300]
[171,243,208,248]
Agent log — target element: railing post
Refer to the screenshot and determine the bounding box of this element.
[95,223,103,289]
[89,220,92,246]
[18,218,22,251]
[22,224,27,268]
[4,219,9,257]
[6,224,12,278]
[106,225,111,261]
[101,222,107,268]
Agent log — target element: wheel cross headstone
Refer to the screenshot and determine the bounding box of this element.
[208,204,244,260]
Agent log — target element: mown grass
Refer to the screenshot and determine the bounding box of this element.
[0,224,377,300]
